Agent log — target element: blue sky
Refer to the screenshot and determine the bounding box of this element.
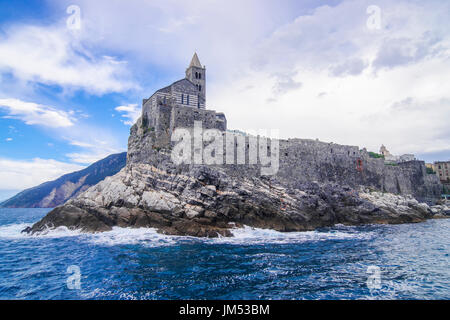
[0,0,449,200]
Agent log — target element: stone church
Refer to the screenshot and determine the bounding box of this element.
[140,53,227,147]
[144,53,208,110]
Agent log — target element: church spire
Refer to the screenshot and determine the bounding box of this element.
[189,52,202,68]
[186,53,206,108]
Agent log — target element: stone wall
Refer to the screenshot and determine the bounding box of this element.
[128,126,442,204]
[138,96,227,150]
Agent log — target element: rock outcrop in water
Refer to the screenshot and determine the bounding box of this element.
[25,54,447,237]
[25,148,449,237]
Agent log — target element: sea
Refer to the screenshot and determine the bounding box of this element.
[0,208,448,300]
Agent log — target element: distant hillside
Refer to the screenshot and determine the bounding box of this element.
[0,153,127,208]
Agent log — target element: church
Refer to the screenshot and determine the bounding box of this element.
[140,53,227,147]
[144,53,207,110]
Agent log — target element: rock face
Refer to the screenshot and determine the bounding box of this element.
[26,160,448,237]
[2,153,127,208]
[25,110,446,237]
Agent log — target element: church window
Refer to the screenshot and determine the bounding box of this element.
[195,72,198,79]
[181,94,184,104]
[199,73,202,79]
[187,95,190,105]
[199,85,202,92]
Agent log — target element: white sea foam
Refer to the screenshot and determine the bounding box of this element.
[0,223,32,239]
[221,225,373,244]
[0,223,176,246]
[85,227,177,246]
[0,222,373,246]
[0,223,84,239]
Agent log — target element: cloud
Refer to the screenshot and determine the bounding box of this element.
[1,0,447,163]
[0,98,74,128]
[207,0,450,160]
[272,73,302,95]
[65,151,117,164]
[330,58,368,77]
[372,33,444,71]
[0,24,137,94]
[115,104,141,126]
[0,158,84,191]
[5,138,13,142]
[64,136,122,164]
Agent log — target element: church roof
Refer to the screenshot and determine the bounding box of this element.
[189,52,203,68]
[148,78,197,100]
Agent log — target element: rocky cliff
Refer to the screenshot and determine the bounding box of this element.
[25,119,448,237]
[2,153,126,208]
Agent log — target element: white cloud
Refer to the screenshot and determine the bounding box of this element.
[208,0,450,158]
[5,138,13,142]
[65,151,116,165]
[0,98,74,128]
[0,24,137,94]
[115,104,141,126]
[1,0,447,161]
[0,158,84,191]
[64,136,122,164]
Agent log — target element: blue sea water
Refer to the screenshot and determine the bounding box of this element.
[0,208,448,300]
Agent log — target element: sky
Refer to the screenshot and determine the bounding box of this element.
[0,0,449,200]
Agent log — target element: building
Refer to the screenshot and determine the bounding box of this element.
[379,145,391,158]
[399,154,415,162]
[379,145,416,164]
[140,53,227,147]
[144,53,207,110]
[435,161,450,183]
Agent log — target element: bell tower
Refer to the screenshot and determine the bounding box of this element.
[186,53,206,107]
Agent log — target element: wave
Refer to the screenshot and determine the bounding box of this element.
[222,225,374,244]
[0,223,176,247]
[0,223,373,246]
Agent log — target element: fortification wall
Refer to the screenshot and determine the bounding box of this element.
[130,108,441,203]
[276,139,441,202]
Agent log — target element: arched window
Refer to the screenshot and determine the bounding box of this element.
[181,94,184,104]
[195,72,198,79]
[199,73,202,79]
[187,95,190,105]
[199,85,202,92]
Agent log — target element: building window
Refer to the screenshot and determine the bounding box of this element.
[199,73,202,79]
[187,95,190,105]
[181,94,184,104]
[198,95,200,108]
[195,72,198,79]
[199,85,202,92]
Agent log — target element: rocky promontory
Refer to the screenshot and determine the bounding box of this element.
[25,84,447,237]
[25,159,449,237]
